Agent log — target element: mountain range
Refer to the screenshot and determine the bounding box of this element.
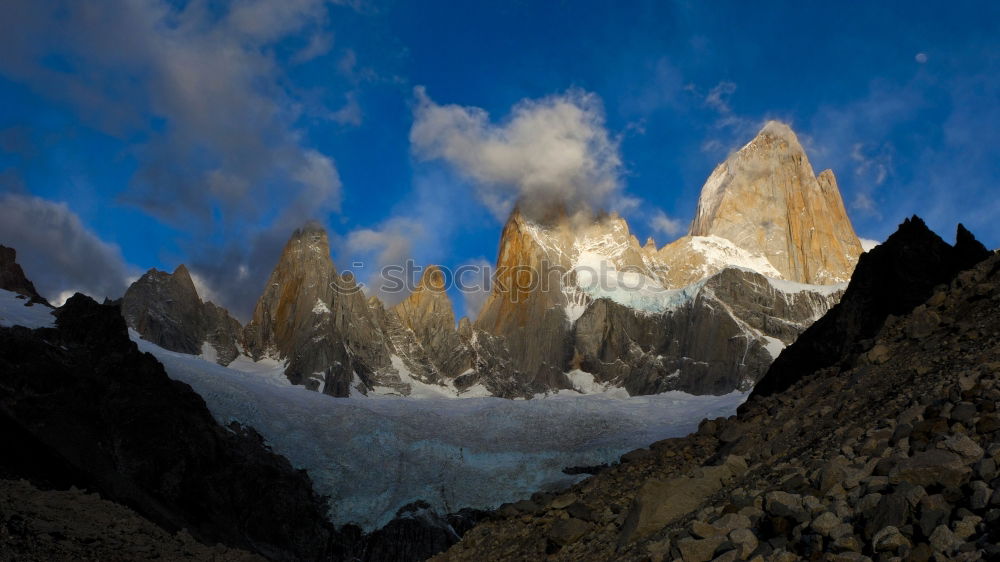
[122,121,864,399]
[1,119,997,561]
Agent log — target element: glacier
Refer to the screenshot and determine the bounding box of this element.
[2,289,748,531]
[130,333,746,530]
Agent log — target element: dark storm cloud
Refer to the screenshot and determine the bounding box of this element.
[0,194,135,304]
[0,0,353,316]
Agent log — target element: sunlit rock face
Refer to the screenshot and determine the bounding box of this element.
[392,265,472,380]
[242,223,394,393]
[687,120,863,285]
[154,121,865,398]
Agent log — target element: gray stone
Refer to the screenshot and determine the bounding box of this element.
[550,493,577,510]
[950,402,977,425]
[928,525,961,553]
[970,481,991,510]
[619,469,732,544]
[691,520,721,538]
[889,449,971,488]
[677,536,727,562]
[547,518,591,546]
[810,512,841,536]
[871,526,910,552]
[728,527,757,558]
[713,513,752,533]
[952,515,981,540]
[918,494,952,538]
[939,434,984,462]
[765,491,804,519]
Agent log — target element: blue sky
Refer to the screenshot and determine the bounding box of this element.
[0,0,997,319]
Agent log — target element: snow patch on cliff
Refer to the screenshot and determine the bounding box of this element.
[0,289,54,329]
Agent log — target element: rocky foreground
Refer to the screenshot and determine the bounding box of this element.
[436,225,1000,561]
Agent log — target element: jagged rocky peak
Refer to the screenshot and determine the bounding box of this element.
[242,221,340,360]
[122,264,242,365]
[0,245,49,305]
[394,265,472,379]
[243,221,395,395]
[686,120,863,285]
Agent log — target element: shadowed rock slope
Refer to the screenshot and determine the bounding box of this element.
[0,245,48,305]
[0,294,344,560]
[1,249,487,561]
[122,264,244,365]
[752,217,990,398]
[435,222,997,561]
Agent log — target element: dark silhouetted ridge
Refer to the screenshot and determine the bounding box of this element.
[749,216,991,400]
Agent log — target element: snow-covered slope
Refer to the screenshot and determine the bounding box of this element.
[0,289,54,329]
[132,332,746,530]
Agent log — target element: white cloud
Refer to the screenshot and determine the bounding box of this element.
[704,81,737,114]
[859,238,880,252]
[329,91,363,126]
[188,270,223,305]
[0,0,346,229]
[340,217,425,305]
[852,192,880,217]
[456,257,492,321]
[650,210,685,238]
[0,193,136,302]
[915,53,928,64]
[410,87,624,221]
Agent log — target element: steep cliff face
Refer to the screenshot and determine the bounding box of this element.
[393,266,473,380]
[0,294,342,560]
[572,268,843,394]
[242,223,393,394]
[469,202,845,396]
[685,121,863,285]
[473,209,576,392]
[122,265,243,365]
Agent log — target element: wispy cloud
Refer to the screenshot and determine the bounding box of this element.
[649,210,685,238]
[340,217,425,305]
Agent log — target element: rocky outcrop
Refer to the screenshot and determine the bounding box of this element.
[574,267,842,394]
[434,225,1000,561]
[393,266,472,380]
[242,223,395,394]
[752,216,991,398]
[0,478,263,561]
[0,294,344,560]
[122,264,243,365]
[686,121,863,285]
[0,245,48,305]
[467,205,843,396]
[473,208,577,393]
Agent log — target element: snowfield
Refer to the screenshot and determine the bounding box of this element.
[0,289,54,329]
[130,334,746,530]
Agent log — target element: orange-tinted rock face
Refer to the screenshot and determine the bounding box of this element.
[393,265,472,378]
[473,209,575,391]
[688,121,863,285]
